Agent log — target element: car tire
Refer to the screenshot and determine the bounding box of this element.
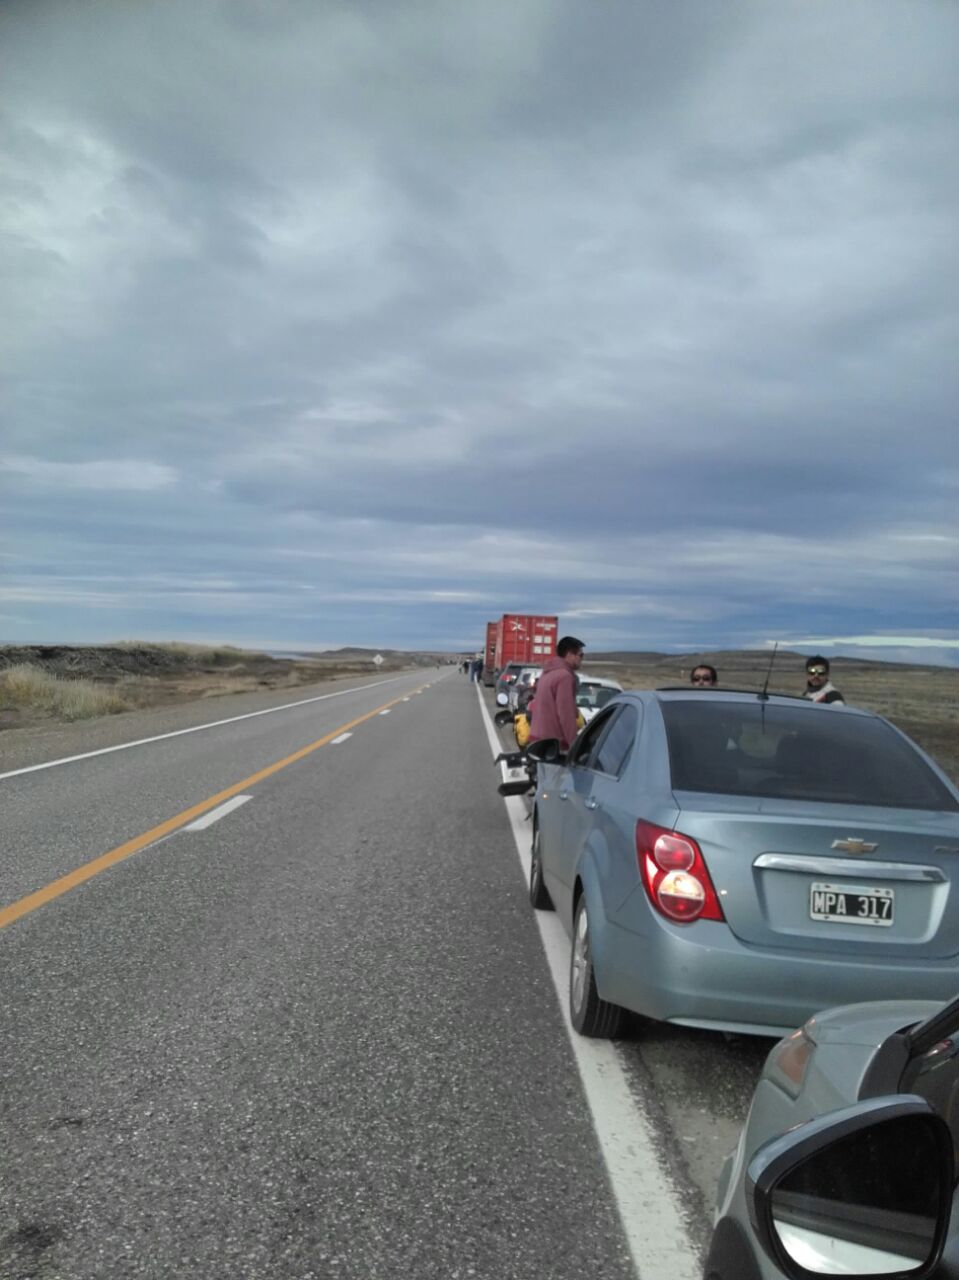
[569,895,624,1038]
[529,825,553,910]
[703,1219,764,1280]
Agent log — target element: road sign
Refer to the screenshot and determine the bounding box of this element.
[373,653,384,666]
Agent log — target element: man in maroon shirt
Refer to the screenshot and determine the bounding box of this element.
[528,635,585,752]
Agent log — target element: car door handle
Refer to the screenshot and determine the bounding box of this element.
[559,790,570,801]
[584,798,598,810]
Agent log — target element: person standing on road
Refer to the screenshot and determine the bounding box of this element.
[528,635,585,752]
[803,655,844,704]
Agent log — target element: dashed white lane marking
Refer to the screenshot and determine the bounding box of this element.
[379,710,391,716]
[331,732,353,745]
[401,697,411,702]
[185,795,252,832]
[0,674,417,782]
[475,686,699,1280]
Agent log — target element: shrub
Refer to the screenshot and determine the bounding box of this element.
[1,663,130,721]
[112,640,265,664]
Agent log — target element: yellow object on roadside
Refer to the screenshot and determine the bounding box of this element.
[514,708,584,749]
[514,712,531,748]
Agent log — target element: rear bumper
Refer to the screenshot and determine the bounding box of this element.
[599,915,959,1037]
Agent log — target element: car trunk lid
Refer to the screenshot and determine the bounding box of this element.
[674,794,959,958]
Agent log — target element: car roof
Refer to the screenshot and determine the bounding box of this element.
[622,688,876,718]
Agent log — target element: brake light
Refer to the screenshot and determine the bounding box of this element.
[636,820,724,923]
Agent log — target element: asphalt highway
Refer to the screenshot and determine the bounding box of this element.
[1,670,774,1279]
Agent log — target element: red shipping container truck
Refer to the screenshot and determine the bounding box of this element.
[483,621,498,681]
[486,614,558,684]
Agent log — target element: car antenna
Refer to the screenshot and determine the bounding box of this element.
[757,645,773,706]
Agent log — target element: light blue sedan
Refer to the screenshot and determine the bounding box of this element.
[527,690,959,1039]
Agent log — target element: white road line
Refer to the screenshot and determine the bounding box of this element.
[475,686,699,1280]
[378,709,391,716]
[0,674,412,782]
[184,795,252,832]
[331,732,353,745]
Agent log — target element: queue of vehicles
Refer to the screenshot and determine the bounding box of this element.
[482,640,959,1278]
[483,613,558,687]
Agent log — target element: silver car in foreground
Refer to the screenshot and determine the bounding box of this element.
[528,690,959,1038]
[706,992,959,1279]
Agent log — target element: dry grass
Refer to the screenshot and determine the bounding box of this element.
[0,645,419,733]
[1,664,130,721]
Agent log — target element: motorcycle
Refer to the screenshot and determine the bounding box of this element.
[494,733,567,798]
[491,691,536,795]
[495,746,537,797]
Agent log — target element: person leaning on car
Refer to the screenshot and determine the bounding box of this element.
[528,635,585,752]
[803,654,844,703]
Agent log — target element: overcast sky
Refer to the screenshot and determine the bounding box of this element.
[2,0,957,663]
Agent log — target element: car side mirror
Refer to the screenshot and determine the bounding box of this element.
[526,738,565,764]
[747,1096,953,1278]
[496,692,509,706]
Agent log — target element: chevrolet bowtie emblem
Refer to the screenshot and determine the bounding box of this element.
[832,838,878,855]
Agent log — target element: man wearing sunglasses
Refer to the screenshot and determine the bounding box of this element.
[803,654,845,704]
[690,664,718,687]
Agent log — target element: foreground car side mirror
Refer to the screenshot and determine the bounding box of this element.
[747,1096,953,1279]
[526,738,565,764]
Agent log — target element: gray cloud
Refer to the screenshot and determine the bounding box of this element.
[1,0,957,657]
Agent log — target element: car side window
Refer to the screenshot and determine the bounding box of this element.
[567,708,617,768]
[593,706,637,777]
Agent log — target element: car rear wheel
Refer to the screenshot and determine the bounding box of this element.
[569,896,624,1038]
[529,825,553,910]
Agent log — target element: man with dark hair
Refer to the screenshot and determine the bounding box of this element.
[529,635,585,751]
[690,664,717,687]
[803,655,844,704]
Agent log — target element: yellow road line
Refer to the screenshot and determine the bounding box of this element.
[0,685,427,932]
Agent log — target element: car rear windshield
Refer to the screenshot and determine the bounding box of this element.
[660,701,959,811]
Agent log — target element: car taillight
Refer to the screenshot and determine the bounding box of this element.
[769,1026,815,1095]
[636,820,724,923]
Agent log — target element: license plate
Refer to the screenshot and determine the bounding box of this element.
[810,882,894,927]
